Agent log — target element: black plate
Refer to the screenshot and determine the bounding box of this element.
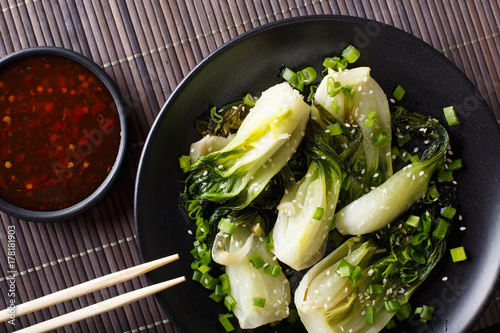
[135,16,500,333]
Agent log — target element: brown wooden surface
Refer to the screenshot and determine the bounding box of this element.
[0,1,499,332]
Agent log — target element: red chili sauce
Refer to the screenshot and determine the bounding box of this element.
[0,55,121,211]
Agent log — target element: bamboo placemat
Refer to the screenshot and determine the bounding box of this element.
[0,1,499,332]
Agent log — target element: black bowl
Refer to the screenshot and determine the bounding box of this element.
[135,16,500,333]
[0,46,128,222]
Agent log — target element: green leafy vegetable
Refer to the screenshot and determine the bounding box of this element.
[183,83,310,209]
[335,108,449,235]
[312,67,393,207]
[273,119,343,270]
[295,215,447,333]
[212,213,291,329]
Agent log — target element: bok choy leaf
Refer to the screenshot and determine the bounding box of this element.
[273,119,343,270]
[312,67,393,201]
[184,83,310,209]
[212,212,291,329]
[335,108,449,235]
[295,210,447,333]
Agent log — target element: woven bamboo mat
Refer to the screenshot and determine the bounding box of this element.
[0,1,499,332]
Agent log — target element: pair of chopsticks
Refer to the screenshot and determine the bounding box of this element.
[0,254,185,333]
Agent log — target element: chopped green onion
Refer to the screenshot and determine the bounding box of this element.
[198,264,211,274]
[384,300,402,313]
[443,106,460,126]
[392,85,406,101]
[450,246,467,262]
[410,154,421,164]
[417,305,435,322]
[342,45,361,63]
[326,123,343,136]
[327,77,342,97]
[301,67,317,83]
[196,219,210,241]
[364,110,380,128]
[427,184,440,201]
[264,233,274,250]
[432,218,449,240]
[210,106,223,123]
[224,295,237,311]
[441,206,457,219]
[243,93,257,107]
[209,292,223,302]
[396,133,411,146]
[438,169,453,182]
[336,259,353,278]
[372,128,391,147]
[249,254,266,269]
[200,272,219,290]
[368,284,384,295]
[391,146,400,158]
[411,232,429,246]
[447,159,462,171]
[220,273,231,293]
[282,67,317,91]
[391,106,404,120]
[341,84,356,99]
[421,211,432,233]
[381,263,395,278]
[282,67,296,83]
[253,297,266,308]
[410,247,426,264]
[323,56,348,71]
[398,148,412,163]
[263,264,282,277]
[313,207,325,220]
[218,218,238,235]
[400,273,418,284]
[365,306,376,324]
[350,265,362,285]
[178,155,191,173]
[219,313,235,332]
[396,303,412,321]
[192,270,202,282]
[214,284,228,297]
[307,84,318,102]
[406,214,420,228]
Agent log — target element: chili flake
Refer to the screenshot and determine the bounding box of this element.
[0,55,121,211]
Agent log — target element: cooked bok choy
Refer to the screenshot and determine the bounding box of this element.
[295,219,447,333]
[335,108,449,235]
[273,119,343,270]
[184,83,310,208]
[212,213,291,329]
[312,67,393,202]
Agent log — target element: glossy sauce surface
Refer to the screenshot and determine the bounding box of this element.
[0,55,121,211]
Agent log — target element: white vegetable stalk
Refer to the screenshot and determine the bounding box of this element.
[219,82,309,177]
[273,162,340,271]
[189,133,235,163]
[213,222,291,329]
[295,239,392,333]
[313,66,393,179]
[335,162,432,235]
[188,82,310,204]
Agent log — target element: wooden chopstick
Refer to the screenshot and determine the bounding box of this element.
[0,254,184,330]
[13,276,186,333]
